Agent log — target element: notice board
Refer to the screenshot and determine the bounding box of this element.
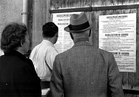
[99,13,136,72]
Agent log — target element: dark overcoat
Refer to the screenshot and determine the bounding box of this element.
[0,51,41,97]
[50,38,124,97]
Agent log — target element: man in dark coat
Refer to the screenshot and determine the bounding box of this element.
[0,23,41,97]
[50,12,124,97]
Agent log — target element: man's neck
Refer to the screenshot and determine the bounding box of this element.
[74,37,89,44]
[44,38,54,44]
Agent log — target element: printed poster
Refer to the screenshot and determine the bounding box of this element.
[52,12,81,53]
[99,13,136,72]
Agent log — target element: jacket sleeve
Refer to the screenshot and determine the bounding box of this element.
[50,55,64,97]
[108,53,124,97]
[15,59,41,97]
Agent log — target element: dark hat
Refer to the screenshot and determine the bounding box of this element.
[64,12,92,33]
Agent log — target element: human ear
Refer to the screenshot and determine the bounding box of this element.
[20,40,24,47]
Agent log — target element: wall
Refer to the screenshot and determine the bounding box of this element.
[0,0,23,43]
[31,0,50,48]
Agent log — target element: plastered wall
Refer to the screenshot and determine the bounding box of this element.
[0,0,23,46]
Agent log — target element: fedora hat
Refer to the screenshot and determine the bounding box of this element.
[64,12,92,33]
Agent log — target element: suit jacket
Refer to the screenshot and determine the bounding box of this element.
[50,38,124,97]
[0,51,41,97]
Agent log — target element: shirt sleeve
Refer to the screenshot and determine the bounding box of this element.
[15,59,41,97]
[29,47,47,79]
[29,49,37,69]
[45,47,58,70]
[0,49,4,56]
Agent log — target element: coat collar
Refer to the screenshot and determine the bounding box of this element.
[4,50,27,60]
[74,37,91,47]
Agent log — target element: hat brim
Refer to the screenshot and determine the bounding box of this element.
[64,25,93,33]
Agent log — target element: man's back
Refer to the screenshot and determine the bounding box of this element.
[51,41,124,97]
[30,40,58,80]
[30,22,58,97]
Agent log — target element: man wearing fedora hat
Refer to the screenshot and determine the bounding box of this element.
[50,12,124,97]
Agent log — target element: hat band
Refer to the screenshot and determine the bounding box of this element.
[69,21,90,31]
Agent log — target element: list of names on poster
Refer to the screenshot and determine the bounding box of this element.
[99,13,136,72]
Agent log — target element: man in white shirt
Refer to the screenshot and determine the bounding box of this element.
[30,22,58,97]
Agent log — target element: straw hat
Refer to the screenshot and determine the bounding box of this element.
[64,12,92,33]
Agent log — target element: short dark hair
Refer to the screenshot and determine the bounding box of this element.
[1,22,27,53]
[42,22,58,38]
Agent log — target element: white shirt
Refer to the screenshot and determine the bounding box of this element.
[30,40,58,81]
[0,49,4,56]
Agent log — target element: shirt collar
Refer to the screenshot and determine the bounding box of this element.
[42,39,53,46]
